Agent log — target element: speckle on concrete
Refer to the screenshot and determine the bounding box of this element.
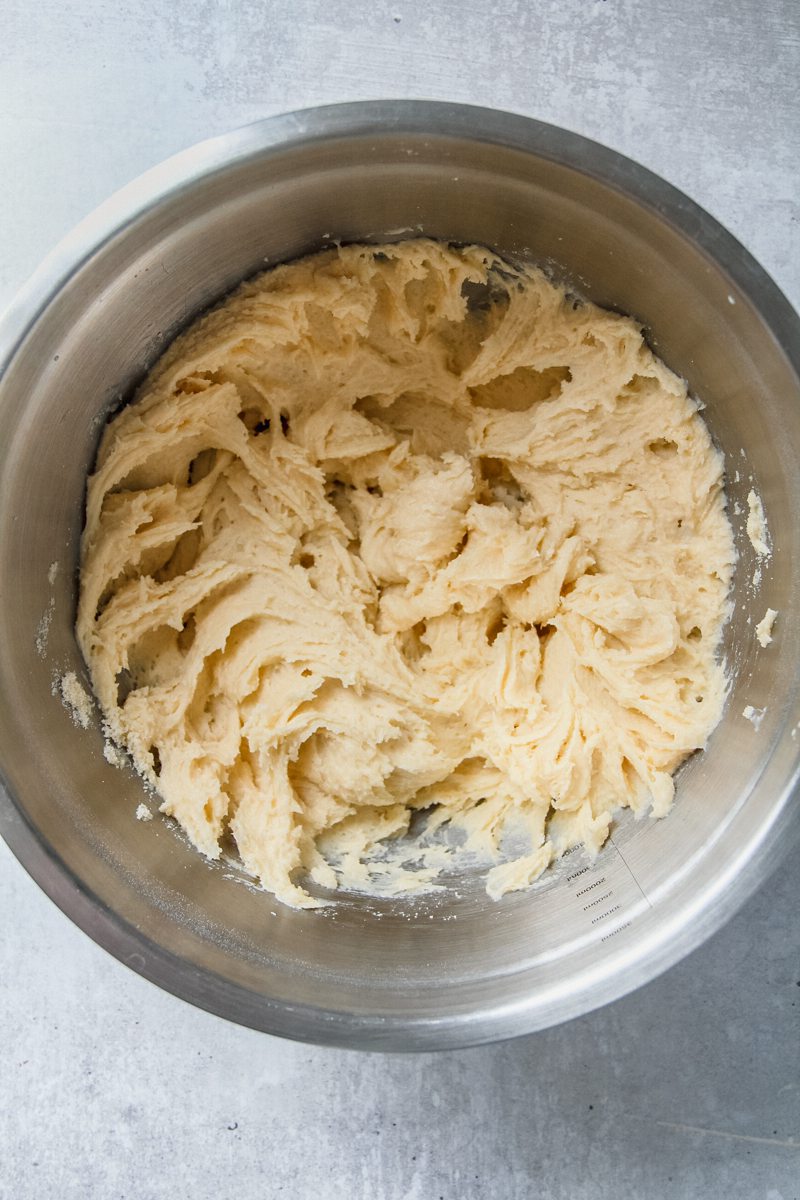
[1,1,799,1198]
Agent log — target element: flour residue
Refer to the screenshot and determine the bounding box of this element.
[35,602,54,656]
[36,561,62,657]
[59,670,93,729]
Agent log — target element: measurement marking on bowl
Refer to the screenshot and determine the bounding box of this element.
[575,877,606,898]
[565,865,590,882]
[601,922,632,943]
[610,835,653,909]
[591,904,622,925]
[560,835,653,942]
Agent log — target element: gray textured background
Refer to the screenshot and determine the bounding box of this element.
[1,1,798,1197]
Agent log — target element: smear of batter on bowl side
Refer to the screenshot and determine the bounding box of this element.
[77,240,735,908]
[755,607,777,648]
[746,489,770,557]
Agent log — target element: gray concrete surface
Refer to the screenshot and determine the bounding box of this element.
[1,1,798,1197]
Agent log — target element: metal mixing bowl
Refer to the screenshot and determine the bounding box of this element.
[1,101,798,1051]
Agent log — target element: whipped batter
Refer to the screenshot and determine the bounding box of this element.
[77,241,735,907]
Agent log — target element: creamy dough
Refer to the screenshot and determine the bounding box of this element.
[755,608,777,648]
[77,240,735,907]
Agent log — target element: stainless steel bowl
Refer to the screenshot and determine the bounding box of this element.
[1,101,798,1051]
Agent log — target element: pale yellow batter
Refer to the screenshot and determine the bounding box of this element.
[77,241,735,907]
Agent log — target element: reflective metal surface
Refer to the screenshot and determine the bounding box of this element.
[0,101,798,1050]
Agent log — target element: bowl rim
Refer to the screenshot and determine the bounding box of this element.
[1,99,799,1051]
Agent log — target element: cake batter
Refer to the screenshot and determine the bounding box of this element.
[77,241,735,907]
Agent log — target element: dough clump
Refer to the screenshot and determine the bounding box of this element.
[78,241,734,907]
